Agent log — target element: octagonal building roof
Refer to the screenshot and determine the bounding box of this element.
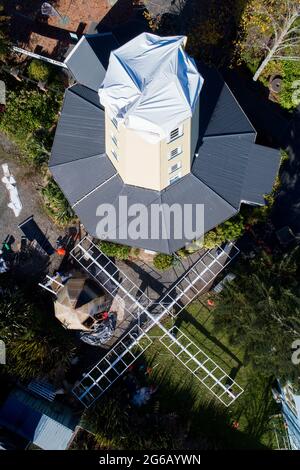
[50,33,281,254]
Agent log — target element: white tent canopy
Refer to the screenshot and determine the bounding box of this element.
[99,33,204,142]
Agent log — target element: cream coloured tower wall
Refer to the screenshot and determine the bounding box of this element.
[105,112,194,191]
[160,117,192,190]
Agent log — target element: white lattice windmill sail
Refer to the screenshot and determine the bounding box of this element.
[71,237,243,408]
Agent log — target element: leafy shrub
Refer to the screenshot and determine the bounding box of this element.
[42,178,75,226]
[26,134,51,166]
[0,88,59,137]
[176,248,189,258]
[28,59,51,82]
[279,61,300,110]
[153,253,174,271]
[99,241,132,260]
[203,215,245,249]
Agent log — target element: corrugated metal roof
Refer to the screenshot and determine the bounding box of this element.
[73,172,237,254]
[70,83,104,107]
[197,62,256,140]
[193,135,253,209]
[241,144,281,205]
[203,82,255,138]
[0,390,75,450]
[65,33,119,91]
[282,401,300,450]
[51,153,117,206]
[33,415,73,451]
[50,86,105,167]
[161,174,237,253]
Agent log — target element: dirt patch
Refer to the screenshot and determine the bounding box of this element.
[0,133,61,250]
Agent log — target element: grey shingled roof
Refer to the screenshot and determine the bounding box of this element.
[65,33,119,91]
[193,135,253,210]
[241,144,281,205]
[49,85,116,205]
[50,85,106,167]
[72,173,237,253]
[50,35,281,254]
[196,62,256,140]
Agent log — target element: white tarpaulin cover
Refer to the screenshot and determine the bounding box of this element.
[99,33,204,141]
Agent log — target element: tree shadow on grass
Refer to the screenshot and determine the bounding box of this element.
[174,303,243,369]
[80,349,269,449]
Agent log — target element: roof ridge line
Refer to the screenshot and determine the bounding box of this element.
[49,153,107,169]
[223,79,257,135]
[203,131,256,140]
[190,171,240,212]
[64,36,85,64]
[72,172,118,208]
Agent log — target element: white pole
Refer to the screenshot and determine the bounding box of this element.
[12,46,68,68]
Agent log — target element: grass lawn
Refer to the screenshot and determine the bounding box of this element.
[140,295,279,449]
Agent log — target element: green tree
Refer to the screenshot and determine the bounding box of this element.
[213,248,300,384]
[236,0,300,81]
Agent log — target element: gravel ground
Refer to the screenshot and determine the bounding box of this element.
[0,132,61,251]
